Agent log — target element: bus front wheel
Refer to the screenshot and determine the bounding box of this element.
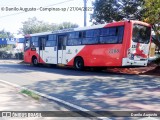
[32,57,38,66]
[74,57,84,70]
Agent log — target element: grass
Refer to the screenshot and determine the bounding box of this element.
[20,89,40,100]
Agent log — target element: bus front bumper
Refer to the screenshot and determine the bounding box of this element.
[122,58,148,66]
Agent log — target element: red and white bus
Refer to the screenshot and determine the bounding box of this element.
[24,20,152,70]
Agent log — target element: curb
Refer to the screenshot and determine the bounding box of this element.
[0,79,110,120]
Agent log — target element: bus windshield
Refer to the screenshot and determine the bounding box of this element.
[132,24,151,44]
[24,37,30,50]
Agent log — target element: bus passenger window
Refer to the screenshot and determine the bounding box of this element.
[109,27,117,36]
[94,29,100,37]
[100,36,118,44]
[46,34,57,47]
[48,34,56,41]
[46,41,55,47]
[85,30,94,37]
[99,27,123,44]
[69,32,79,39]
[82,38,99,44]
[100,28,109,36]
[117,26,124,43]
[68,39,81,46]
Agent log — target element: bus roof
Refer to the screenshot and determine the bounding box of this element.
[27,20,150,37]
[30,23,107,37]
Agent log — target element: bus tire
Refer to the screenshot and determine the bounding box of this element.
[74,57,84,70]
[32,56,38,67]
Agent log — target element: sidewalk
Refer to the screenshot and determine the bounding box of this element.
[0,81,91,120]
[0,82,159,120]
[0,59,23,64]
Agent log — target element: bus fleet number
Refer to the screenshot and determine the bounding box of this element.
[109,49,120,54]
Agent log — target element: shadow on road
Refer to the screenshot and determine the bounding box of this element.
[0,63,130,77]
[25,77,160,111]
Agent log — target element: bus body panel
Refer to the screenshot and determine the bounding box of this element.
[67,44,123,67]
[41,47,57,64]
[24,49,31,63]
[24,48,45,64]
[66,45,85,65]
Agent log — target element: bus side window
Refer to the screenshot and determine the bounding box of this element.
[82,29,99,45]
[46,35,57,47]
[100,28,109,36]
[69,32,79,39]
[109,27,117,36]
[68,32,82,46]
[100,27,118,43]
[100,27,124,44]
[117,26,124,43]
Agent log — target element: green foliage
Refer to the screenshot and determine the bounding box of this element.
[21,89,40,100]
[0,29,14,38]
[142,0,160,48]
[19,17,78,35]
[153,57,160,65]
[91,0,144,24]
[19,17,52,35]
[0,44,14,50]
[57,22,78,30]
[0,51,13,59]
[0,45,15,59]
[143,0,160,24]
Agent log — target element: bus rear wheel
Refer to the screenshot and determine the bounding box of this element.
[32,57,38,66]
[74,57,84,70]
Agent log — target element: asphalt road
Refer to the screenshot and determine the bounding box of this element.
[0,62,159,113]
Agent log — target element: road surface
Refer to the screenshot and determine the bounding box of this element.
[0,61,159,119]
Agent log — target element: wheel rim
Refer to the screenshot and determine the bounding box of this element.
[76,60,82,69]
[33,59,38,65]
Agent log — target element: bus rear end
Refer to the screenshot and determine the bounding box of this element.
[122,21,151,66]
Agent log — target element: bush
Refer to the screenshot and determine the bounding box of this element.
[0,51,13,59]
[153,57,160,65]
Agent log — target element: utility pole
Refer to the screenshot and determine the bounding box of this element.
[84,0,87,27]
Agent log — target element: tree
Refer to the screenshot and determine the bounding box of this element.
[143,0,160,24]
[91,0,144,24]
[0,29,13,38]
[57,22,78,30]
[19,17,78,35]
[19,17,53,35]
[142,0,160,48]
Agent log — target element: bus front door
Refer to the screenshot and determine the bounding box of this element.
[58,35,67,64]
[39,36,46,63]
